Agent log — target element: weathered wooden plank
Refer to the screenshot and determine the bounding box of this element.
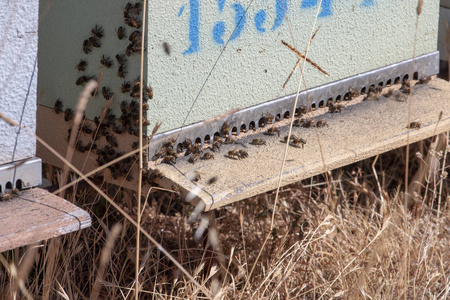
[0,188,91,252]
[153,78,450,210]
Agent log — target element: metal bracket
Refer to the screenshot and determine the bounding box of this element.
[0,157,42,192]
[148,51,439,157]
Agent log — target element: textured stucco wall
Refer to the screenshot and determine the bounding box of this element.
[0,1,38,164]
[37,1,439,135]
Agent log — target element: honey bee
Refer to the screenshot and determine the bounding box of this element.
[54,99,63,114]
[143,119,150,126]
[201,153,214,160]
[163,42,171,55]
[250,138,266,145]
[227,149,248,160]
[262,113,274,124]
[418,76,431,84]
[316,120,328,127]
[106,134,118,147]
[88,36,101,48]
[227,150,240,160]
[223,136,235,144]
[116,54,127,66]
[181,138,192,148]
[76,141,85,153]
[131,141,139,149]
[284,134,297,143]
[146,85,153,99]
[100,55,113,68]
[84,142,97,151]
[116,26,127,39]
[189,171,201,182]
[118,65,127,79]
[124,2,133,17]
[213,135,223,143]
[125,44,134,56]
[112,125,123,134]
[132,2,142,15]
[407,121,421,129]
[185,144,202,156]
[221,121,231,136]
[348,87,359,100]
[125,16,140,28]
[290,137,307,149]
[363,92,379,101]
[211,141,221,152]
[130,89,140,98]
[82,39,92,54]
[143,103,149,110]
[266,126,280,137]
[153,147,167,160]
[120,101,128,113]
[293,118,303,127]
[207,176,218,184]
[101,87,113,100]
[91,25,104,38]
[297,105,308,115]
[163,155,176,165]
[328,103,343,113]
[81,123,93,134]
[301,118,313,128]
[121,81,131,93]
[373,86,383,94]
[129,30,142,43]
[384,89,394,98]
[76,75,94,86]
[64,108,74,121]
[163,137,177,148]
[238,150,248,159]
[75,59,87,72]
[401,80,411,94]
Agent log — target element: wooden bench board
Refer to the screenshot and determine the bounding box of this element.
[0,188,91,252]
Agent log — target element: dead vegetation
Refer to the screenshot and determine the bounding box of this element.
[0,136,449,299]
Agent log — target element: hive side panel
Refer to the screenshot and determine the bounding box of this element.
[147,0,439,133]
[38,0,146,119]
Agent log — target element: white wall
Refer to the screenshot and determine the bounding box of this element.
[0,1,38,164]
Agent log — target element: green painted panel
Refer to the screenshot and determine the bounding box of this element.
[38,1,439,135]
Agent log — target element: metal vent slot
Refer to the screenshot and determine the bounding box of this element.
[0,157,42,192]
[149,51,439,155]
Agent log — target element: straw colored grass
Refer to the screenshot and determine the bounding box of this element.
[0,136,449,299]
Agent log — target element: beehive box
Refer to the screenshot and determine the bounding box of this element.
[37,1,440,193]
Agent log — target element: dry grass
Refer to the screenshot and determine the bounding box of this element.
[1,136,449,299]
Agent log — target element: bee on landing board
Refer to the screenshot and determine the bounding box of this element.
[407,121,421,129]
